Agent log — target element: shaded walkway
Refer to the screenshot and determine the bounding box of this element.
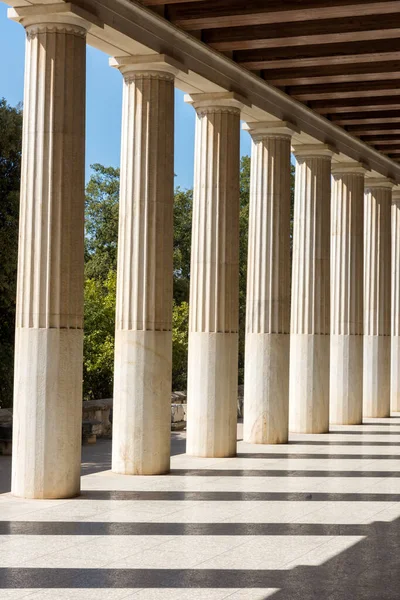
[1,419,400,599]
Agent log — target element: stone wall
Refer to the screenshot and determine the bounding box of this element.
[1,388,245,452]
[82,399,113,438]
[0,409,12,455]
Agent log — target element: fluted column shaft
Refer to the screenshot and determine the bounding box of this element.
[186,93,241,458]
[290,145,333,433]
[330,165,365,425]
[243,123,293,444]
[11,20,87,498]
[363,180,392,417]
[391,190,400,412]
[112,60,176,475]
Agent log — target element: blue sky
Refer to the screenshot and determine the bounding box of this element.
[0,4,252,190]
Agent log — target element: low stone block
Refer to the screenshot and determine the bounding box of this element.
[0,423,12,456]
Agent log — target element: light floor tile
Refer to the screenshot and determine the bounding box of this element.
[28,589,136,599]
[292,501,396,524]
[126,588,237,599]
[227,591,280,599]
[1,417,400,599]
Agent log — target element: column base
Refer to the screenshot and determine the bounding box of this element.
[186,332,238,458]
[330,334,363,425]
[12,328,83,499]
[112,330,172,475]
[364,335,390,418]
[289,334,330,433]
[243,333,289,444]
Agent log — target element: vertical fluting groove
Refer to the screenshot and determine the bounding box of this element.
[112,67,175,475]
[246,135,291,334]
[392,198,400,337]
[330,169,364,425]
[116,72,174,332]
[16,27,85,331]
[189,107,240,334]
[289,148,332,434]
[186,100,240,458]
[12,23,86,499]
[244,131,291,444]
[331,172,364,336]
[391,195,400,412]
[291,155,331,335]
[364,186,391,337]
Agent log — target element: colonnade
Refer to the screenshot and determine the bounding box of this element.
[9,8,400,498]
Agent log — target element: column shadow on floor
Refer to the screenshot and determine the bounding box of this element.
[0,517,399,599]
[170,468,400,478]
[0,432,188,493]
[76,489,400,502]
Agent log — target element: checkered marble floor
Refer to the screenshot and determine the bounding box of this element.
[1,417,400,599]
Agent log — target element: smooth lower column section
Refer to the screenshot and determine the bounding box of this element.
[111,56,182,475]
[330,164,365,425]
[186,92,242,457]
[391,190,400,412]
[290,145,333,433]
[10,15,88,498]
[364,179,393,417]
[243,122,295,444]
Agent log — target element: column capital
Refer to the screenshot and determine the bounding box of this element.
[110,54,187,78]
[331,162,368,176]
[365,177,395,191]
[292,143,335,160]
[243,120,299,140]
[392,187,400,204]
[8,3,102,33]
[184,91,249,114]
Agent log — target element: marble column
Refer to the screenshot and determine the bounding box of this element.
[110,56,183,475]
[9,11,90,498]
[391,189,400,413]
[290,145,333,434]
[330,164,365,425]
[364,179,393,418]
[243,122,295,444]
[185,92,243,458]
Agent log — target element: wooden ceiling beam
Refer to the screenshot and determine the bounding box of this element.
[263,71,400,86]
[204,15,400,51]
[310,96,400,111]
[289,80,400,101]
[139,0,400,152]
[346,127,400,136]
[235,39,400,63]
[348,123,400,132]
[170,1,400,31]
[249,58,400,76]
[361,135,400,141]
[141,0,203,5]
[239,52,400,71]
[319,106,400,115]
[331,115,400,125]
[369,143,400,150]
[346,129,400,137]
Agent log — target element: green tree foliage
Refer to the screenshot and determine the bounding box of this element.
[172,301,189,391]
[82,166,193,397]
[0,99,297,404]
[0,99,22,408]
[82,158,295,397]
[238,156,251,383]
[83,271,116,399]
[238,158,295,384]
[85,163,120,281]
[173,187,193,304]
